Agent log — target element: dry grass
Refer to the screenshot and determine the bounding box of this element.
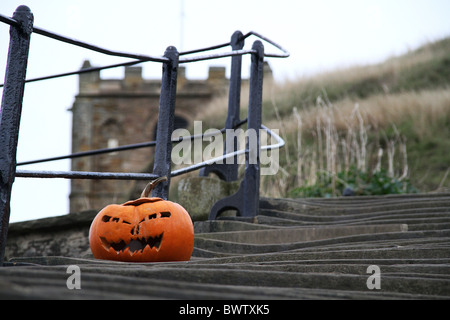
[188,37,450,197]
[193,86,450,198]
[260,87,450,197]
[270,89,450,136]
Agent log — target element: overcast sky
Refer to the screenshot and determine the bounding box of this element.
[1,0,450,222]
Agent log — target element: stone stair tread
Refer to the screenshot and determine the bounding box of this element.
[195,224,408,244]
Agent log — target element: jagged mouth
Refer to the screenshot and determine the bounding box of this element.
[100,233,163,255]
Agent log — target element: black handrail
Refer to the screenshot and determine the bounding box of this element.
[0,12,169,63]
[0,14,290,59]
[15,125,284,180]
[17,119,248,166]
[0,13,289,87]
[0,60,144,88]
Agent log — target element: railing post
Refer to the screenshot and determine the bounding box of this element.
[199,30,244,181]
[0,5,33,265]
[209,40,264,219]
[152,46,179,199]
[242,40,264,216]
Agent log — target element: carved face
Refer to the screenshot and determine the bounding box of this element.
[89,197,194,262]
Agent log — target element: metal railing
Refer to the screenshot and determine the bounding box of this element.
[0,5,289,264]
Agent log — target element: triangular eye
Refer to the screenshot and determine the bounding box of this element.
[160,212,171,218]
[102,215,112,222]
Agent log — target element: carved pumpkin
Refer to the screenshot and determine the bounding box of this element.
[89,177,194,262]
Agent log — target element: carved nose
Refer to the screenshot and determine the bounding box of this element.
[131,225,140,235]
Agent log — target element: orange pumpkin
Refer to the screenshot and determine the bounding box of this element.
[89,177,194,262]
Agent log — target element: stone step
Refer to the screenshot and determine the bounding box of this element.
[195,224,408,244]
[193,230,450,256]
[260,195,450,216]
[259,207,450,222]
[2,256,450,299]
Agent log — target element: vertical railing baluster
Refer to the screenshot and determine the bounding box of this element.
[208,40,264,219]
[200,30,244,181]
[0,6,33,265]
[151,46,179,199]
[242,40,264,216]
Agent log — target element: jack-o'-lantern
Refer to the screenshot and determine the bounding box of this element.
[89,177,194,262]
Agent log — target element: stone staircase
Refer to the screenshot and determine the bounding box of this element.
[1,193,450,299]
[189,194,450,298]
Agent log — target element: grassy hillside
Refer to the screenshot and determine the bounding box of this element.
[193,37,450,198]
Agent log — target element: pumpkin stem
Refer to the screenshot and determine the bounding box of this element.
[141,176,168,198]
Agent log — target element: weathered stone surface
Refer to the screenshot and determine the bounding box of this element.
[177,176,239,221]
[195,224,407,244]
[2,193,450,299]
[4,210,96,260]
